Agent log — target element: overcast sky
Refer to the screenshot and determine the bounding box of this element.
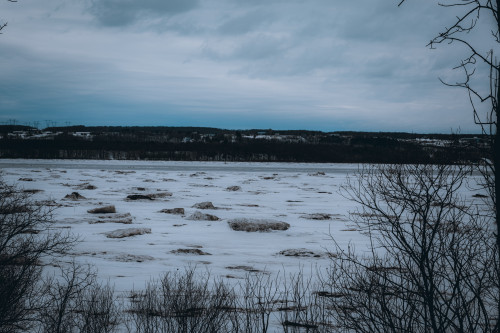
[0,0,495,132]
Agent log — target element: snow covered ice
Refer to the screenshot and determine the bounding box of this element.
[0,159,404,292]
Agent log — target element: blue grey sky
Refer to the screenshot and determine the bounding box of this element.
[0,0,495,132]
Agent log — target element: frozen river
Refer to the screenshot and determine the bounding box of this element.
[0,159,483,294]
[0,159,366,292]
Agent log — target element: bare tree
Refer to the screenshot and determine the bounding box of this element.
[398,0,498,272]
[37,262,120,333]
[279,269,333,332]
[397,0,499,325]
[0,0,17,34]
[233,272,281,333]
[326,163,498,332]
[76,279,121,333]
[126,267,236,333]
[0,178,75,333]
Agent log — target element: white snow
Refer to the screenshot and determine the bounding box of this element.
[0,159,482,295]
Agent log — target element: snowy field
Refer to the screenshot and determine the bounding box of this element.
[0,159,370,293]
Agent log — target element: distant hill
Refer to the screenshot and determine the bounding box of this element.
[0,125,487,164]
[0,125,36,133]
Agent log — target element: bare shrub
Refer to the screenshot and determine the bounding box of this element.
[38,263,120,333]
[232,272,281,333]
[279,270,333,333]
[326,164,498,332]
[0,179,75,333]
[77,281,121,333]
[0,179,120,333]
[125,267,236,333]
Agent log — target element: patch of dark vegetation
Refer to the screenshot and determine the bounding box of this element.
[0,205,32,214]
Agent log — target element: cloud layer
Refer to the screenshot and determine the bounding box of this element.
[0,0,494,132]
[89,0,199,26]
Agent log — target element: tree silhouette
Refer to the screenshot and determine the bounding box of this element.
[327,163,498,332]
[398,0,499,321]
[0,0,17,34]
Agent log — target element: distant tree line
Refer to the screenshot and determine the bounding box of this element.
[0,126,486,163]
[0,135,484,163]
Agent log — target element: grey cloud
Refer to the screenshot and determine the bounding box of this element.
[203,32,348,78]
[1,0,489,132]
[230,34,291,60]
[216,9,273,35]
[88,0,199,26]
